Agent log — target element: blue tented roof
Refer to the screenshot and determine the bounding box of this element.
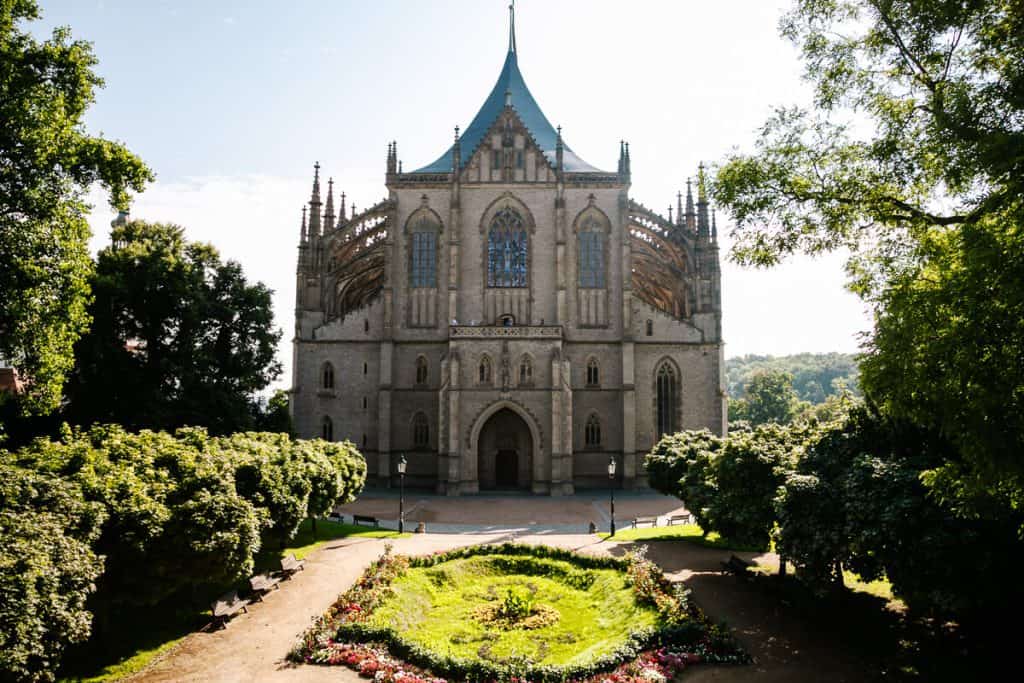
[411,49,604,174]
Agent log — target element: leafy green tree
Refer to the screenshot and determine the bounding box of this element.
[253,389,294,435]
[0,1,151,415]
[743,370,801,425]
[645,430,721,533]
[294,439,366,538]
[66,222,282,434]
[713,0,1024,512]
[0,463,105,682]
[726,353,860,404]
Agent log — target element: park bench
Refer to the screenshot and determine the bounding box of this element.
[280,553,306,578]
[327,510,344,522]
[353,514,379,528]
[720,554,755,580]
[667,513,693,526]
[210,590,248,629]
[631,516,658,529]
[248,572,282,600]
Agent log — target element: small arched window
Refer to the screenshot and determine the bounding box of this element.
[479,356,493,385]
[656,362,678,438]
[519,356,533,386]
[586,358,600,387]
[362,396,367,410]
[412,412,429,448]
[585,414,601,448]
[487,207,528,288]
[322,362,335,390]
[321,416,333,441]
[415,356,428,385]
[646,319,653,336]
[364,319,370,333]
[363,362,368,375]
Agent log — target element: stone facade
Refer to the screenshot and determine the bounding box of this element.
[290,21,724,494]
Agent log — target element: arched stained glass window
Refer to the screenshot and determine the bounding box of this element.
[656,362,678,438]
[321,416,333,441]
[578,230,605,288]
[413,412,429,448]
[487,207,528,288]
[410,231,437,287]
[585,414,601,447]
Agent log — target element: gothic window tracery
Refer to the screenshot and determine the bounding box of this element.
[578,217,606,288]
[586,358,600,387]
[412,412,429,448]
[656,362,678,438]
[321,416,333,441]
[410,231,437,287]
[585,414,602,448]
[487,207,528,288]
[322,362,335,389]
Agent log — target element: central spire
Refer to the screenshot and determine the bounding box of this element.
[508,1,517,54]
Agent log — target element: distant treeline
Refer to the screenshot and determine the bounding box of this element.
[726,353,860,404]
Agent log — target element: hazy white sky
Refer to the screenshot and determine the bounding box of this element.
[35,0,871,389]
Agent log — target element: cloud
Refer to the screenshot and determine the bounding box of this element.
[86,175,871,397]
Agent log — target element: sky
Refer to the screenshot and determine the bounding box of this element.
[33,0,872,390]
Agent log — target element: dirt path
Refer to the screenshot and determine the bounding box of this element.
[132,534,871,682]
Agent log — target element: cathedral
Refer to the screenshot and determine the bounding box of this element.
[290,9,725,494]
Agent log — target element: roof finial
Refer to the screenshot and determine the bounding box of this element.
[508,1,517,54]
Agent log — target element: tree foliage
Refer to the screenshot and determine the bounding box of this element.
[729,370,804,426]
[65,221,283,434]
[0,464,105,682]
[727,353,860,404]
[0,0,152,415]
[713,0,1024,514]
[645,430,721,533]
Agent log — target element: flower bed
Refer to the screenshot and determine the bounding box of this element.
[289,543,748,682]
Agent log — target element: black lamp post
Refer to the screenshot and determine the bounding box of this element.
[397,454,407,533]
[608,455,617,537]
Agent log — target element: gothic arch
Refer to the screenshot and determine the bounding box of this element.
[518,352,535,387]
[466,399,544,458]
[477,192,537,235]
[652,357,682,439]
[402,205,444,234]
[571,203,611,234]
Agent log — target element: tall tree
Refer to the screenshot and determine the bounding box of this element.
[731,369,803,425]
[0,1,151,415]
[65,221,282,433]
[713,0,1024,509]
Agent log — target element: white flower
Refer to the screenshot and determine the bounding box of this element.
[639,667,667,683]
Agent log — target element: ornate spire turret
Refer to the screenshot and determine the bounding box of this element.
[684,178,696,231]
[308,162,322,237]
[555,125,564,175]
[324,178,335,230]
[624,142,631,177]
[339,192,347,224]
[508,1,517,54]
[697,162,710,239]
[618,141,625,175]
[387,142,397,175]
[676,191,683,225]
[299,205,308,244]
[452,125,461,172]
[668,205,673,224]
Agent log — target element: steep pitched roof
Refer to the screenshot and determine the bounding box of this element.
[411,47,604,174]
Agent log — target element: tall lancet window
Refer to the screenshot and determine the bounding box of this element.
[578,216,606,288]
[409,215,438,286]
[656,362,678,438]
[487,207,528,288]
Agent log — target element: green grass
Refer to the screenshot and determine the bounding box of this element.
[366,554,660,667]
[599,523,763,551]
[60,517,406,682]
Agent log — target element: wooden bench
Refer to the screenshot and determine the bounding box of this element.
[720,554,755,580]
[353,514,379,528]
[210,590,248,628]
[248,572,282,600]
[631,516,658,529]
[280,553,306,579]
[326,511,344,522]
[667,513,693,526]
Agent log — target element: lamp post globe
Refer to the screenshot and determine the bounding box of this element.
[397,454,407,533]
[608,455,617,537]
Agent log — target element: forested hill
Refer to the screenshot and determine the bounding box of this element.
[726,353,860,403]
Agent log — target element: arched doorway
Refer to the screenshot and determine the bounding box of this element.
[477,408,533,490]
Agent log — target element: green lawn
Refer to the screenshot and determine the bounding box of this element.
[366,553,660,667]
[59,517,406,682]
[599,523,763,551]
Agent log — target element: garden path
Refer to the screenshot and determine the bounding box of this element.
[131,531,871,682]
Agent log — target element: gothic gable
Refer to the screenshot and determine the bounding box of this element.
[460,109,558,184]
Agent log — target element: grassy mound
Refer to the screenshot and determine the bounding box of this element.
[290,543,747,682]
